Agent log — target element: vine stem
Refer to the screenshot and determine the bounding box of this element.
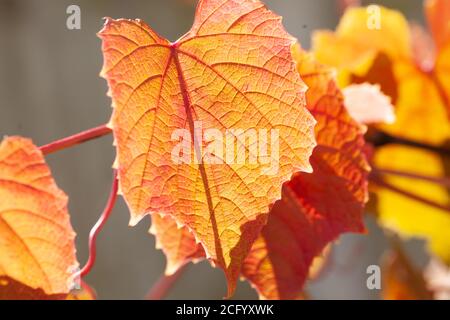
[368,129,450,156]
[145,264,188,300]
[372,166,450,188]
[430,70,450,116]
[370,175,450,213]
[39,124,112,155]
[79,169,118,278]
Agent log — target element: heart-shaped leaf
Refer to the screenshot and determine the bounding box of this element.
[99,0,316,295]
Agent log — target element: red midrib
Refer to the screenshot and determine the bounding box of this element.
[170,45,226,270]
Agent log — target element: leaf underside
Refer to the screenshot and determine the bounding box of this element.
[99,0,316,295]
[0,137,78,298]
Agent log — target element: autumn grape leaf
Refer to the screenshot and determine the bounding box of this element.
[99,0,316,296]
[241,48,370,300]
[0,137,78,299]
[313,3,450,264]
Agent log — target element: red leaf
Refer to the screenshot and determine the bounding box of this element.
[241,48,370,299]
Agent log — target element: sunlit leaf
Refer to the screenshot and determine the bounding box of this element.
[0,137,78,299]
[99,0,316,295]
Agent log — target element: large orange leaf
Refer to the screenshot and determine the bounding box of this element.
[99,0,316,295]
[0,137,78,298]
[241,48,370,300]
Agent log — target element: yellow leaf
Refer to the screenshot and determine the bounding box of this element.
[375,146,450,264]
[313,3,450,264]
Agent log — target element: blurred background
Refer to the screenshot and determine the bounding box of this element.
[0,0,429,299]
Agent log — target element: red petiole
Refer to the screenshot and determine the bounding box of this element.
[79,169,118,278]
[39,124,112,155]
[145,264,189,300]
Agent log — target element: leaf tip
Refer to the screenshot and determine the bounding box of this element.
[128,213,144,227]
